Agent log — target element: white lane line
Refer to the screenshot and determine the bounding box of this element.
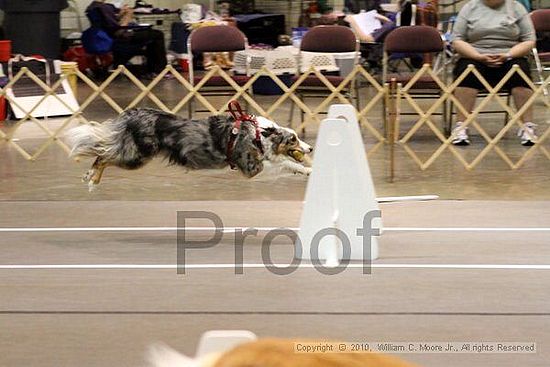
[1,264,550,270]
[377,195,440,202]
[1,226,550,233]
[383,227,550,232]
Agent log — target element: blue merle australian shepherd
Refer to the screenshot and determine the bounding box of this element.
[68,108,313,190]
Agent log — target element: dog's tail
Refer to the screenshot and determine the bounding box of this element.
[66,121,116,159]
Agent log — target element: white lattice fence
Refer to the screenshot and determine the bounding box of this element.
[0,63,548,173]
[0,64,387,161]
[397,64,550,170]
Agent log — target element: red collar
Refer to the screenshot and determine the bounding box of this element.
[226,100,264,169]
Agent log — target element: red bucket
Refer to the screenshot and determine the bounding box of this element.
[179,58,189,72]
[0,97,6,122]
[0,40,11,62]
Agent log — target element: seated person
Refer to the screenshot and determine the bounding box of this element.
[451,0,537,146]
[345,0,400,43]
[86,0,167,78]
[345,11,395,43]
[346,0,422,71]
[345,0,421,43]
[345,0,384,15]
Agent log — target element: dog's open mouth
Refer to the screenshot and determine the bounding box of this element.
[289,149,305,162]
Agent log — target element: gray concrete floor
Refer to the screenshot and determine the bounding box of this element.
[1,79,550,367]
[1,128,550,201]
[1,201,550,367]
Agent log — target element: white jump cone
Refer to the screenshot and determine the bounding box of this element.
[297,104,381,262]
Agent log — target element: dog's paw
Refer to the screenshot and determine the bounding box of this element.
[292,167,312,176]
[87,181,97,193]
[82,169,95,183]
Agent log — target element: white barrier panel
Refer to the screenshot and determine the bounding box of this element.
[196,330,258,357]
[296,104,381,264]
[147,330,257,367]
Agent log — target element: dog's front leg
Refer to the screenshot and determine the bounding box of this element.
[282,160,312,176]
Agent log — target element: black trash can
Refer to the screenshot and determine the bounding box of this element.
[0,0,69,59]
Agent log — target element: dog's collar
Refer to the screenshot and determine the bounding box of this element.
[226,101,264,170]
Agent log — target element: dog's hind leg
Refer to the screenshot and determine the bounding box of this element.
[82,169,95,184]
[82,157,101,183]
[82,157,108,191]
[92,163,107,185]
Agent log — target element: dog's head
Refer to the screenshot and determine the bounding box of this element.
[256,117,313,164]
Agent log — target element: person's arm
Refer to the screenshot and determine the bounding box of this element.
[97,3,121,34]
[508,40,536,58]
[375,13,391,23]
[485,4,536,66]
[452,40,486,61]
[452,27,492,64]
[118,5,134,27]
[451,11,477,59]
[485,39,534,67]
[345,14,374,42]
[451,7,492,65]
[510,5,536,58]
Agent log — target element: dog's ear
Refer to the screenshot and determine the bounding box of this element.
[261,128,284,146]
[261,127,278,137]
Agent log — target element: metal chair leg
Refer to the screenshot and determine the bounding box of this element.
[443,94,450,136]
[533,48,549,97]
[504,92,511,126]
[354,81,361,111]
[448,99,455,136]
[382,89,388,139]
[288,96,295,127]
[299,93,306,138]
[188,95,194,119]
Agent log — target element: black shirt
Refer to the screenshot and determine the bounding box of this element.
[86,1,121,36]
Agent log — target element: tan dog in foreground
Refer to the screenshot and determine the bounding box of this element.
[148,339,419,367]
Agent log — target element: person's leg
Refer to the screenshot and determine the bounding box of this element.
[454,86,478,122]
[505,58,537,145]
[511,86,533,123]
[126,28,167,74]
[112,39,135,67]
[505,58,534,123]
[451,86,478,145]
[453,58,483,122]
[512,86,537,145]
[144,29,167,74]
[451,58,482,145]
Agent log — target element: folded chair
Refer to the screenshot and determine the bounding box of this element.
[382,26,447,133]
[530,9,550,98]
[289,25,360,130]
[187,25,252,117]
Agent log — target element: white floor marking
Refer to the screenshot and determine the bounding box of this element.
[376,195,439,202]
[0,226,550,233]
[1,264,549,270]
[383,227,550,232]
